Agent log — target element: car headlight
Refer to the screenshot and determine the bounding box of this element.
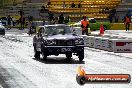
[46,40,56,45]
[75,38,84,45]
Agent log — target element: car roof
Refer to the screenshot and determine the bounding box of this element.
[39,24,69,28]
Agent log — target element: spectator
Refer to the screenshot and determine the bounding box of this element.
[124,14,131,31]
[7,15,12,30]
[115,15,119,23]
[12,17,16,26]
[19,15,25,30]
[40,6,46,13]
[28,15,33,22]
[28,16,32,35]
[28,16,36,35]
[78,3,81,8]
[42,19,45,26]
[105,7,109,14]
[18,10,24,17]
[47,1,51,8]
[102,9,105,14]
[81,16,89,35]
[48,12,54,24]
[47,2,51,6]
[58,14,64,24]
[64,16,70,24]
[108,14,113,23]
[110,9,116,17]
[71,3,75,8]
[63,2,66,8]
[52,17,58,24]
[28,20,32,35]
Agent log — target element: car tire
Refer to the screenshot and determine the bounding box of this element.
[34,44,40,59]
[41,47,47,61]
[3,31,5,35]
[66,53,72,61]
[78,50,84,62]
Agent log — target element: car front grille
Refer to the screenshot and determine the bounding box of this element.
[57,40,74,46]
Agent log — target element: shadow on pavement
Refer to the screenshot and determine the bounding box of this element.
[32,57,85,64]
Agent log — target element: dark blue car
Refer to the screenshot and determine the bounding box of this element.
[33,24,84,62]
[0,21,5,35]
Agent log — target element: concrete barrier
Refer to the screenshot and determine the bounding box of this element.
[74,27,132,53]
[100,37,110,51]
[87,35,132,53]
[94,37,102,49]
[87,36,95,48]
[112,39,132,53]
[80,35,89,47]
[108,39,117,52]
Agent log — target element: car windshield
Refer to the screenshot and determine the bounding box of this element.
[44,26,72,36]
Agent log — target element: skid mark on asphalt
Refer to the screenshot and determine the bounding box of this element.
[0,51,37,88]
[2,36,23,42]
[0,64,37,88]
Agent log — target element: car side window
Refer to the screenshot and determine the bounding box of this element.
[43,27,48,36]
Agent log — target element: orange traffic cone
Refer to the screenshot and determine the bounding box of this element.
[99,23,104,36]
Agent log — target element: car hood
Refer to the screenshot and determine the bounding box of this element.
[46,34,81,40]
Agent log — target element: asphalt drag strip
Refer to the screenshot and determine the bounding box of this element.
[0,64,37,88]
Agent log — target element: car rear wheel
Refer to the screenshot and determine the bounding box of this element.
[66,53,72,61]
[34,44,40,59]
[78,50,84,62]
[41,48,47,61]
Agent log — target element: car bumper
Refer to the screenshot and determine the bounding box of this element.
[0,30,5,35]
[44,45,84,54]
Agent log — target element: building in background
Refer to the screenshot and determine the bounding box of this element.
[48,0,121,21]
[1,0,132,22]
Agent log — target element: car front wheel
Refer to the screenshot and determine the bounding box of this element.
[78,50,84,62]
[66,53,72,61]
[41,47,47,61]
[34,45,40,59]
